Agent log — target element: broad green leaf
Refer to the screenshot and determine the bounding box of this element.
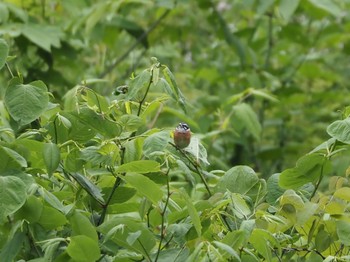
[115,160,160,174]
[186,136,210,166]
[37,205,67,230]
[0,176,27,222]
[315,229,332,252]
[217,165,259,196]
[126,69,152,100]
[119,114,144,133]
[278,0,300,21]
[70,172,105,205]
[327,118,350,144]
[143,130,171,157]
[5,78,49,126]
[38,187,65,213]
[231,193,252,218]
[122,173,162,204]
[266,173,285,204]
[83,88,109,113]
[69,211,98,241]
[80,144,120,167]
[213,241,241,261]
[74,107,121,138]
[0,231,25,261]
[0,38,9,69]
[22,23,63,52]
[61,112,96,143]
[64,149,84,172]
[99,217,156,257]
[233,103,261,141]
[149,248,190,262]
[0,146,27,172]
[67,235,100,262]
[103,186,137,204]
[308,0,342,17]
[222,230,247,250]
[279,154,330,189]
[249,229,276,260]
[16,195,43,223]
[334,187,350,201]
[43,143,60,176]
[180,188,202,237]
[336,220,350,246]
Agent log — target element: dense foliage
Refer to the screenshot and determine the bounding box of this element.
[1,0,350,261]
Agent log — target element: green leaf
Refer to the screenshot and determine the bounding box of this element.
[217,166,260,197]
[279,154,330,189]
[21,23,63,52]
[5,78,49,126]
[315,228,332,252]
[0,38,9,69]
[222,230,247,250]
[120,114,144,133]
[67,235,100,262]
[37,205,67,230]
[122,173,163,204]
[249,229,277,260]
[327,118,350,144]
[70,172,105,205]
[233,103,261,141]
[99,217,156,257]
[115,160,160,174]
[278,0,300,21]
[162,66,187,112]
[0,176,27,222]
[74,107,121,138]
[266,173,285,204]
[231,193,252,218]
[0,231,25,261]
[69,211,98,241]
[150,248,190,262]
[336,220,350,246]
[43,143,60,176]
[16,195,43,223]
[334,187,350,201]
[126,69,152,100]
[180,188,202,237]
[143,130,171,157]
[38,187,65,213]
[308,0,342,17]
[213,241,241,261]
[0,146,27,172]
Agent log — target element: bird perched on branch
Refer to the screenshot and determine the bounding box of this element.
[174,123,191,149]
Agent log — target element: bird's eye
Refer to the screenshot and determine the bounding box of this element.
[181,123,189,130]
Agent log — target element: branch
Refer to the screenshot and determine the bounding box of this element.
[99,10,171,78]
[155,169,171,262]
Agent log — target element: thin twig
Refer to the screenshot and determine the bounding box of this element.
[99,10,171,78]
[155,169,171,262]
[169,142,212,196]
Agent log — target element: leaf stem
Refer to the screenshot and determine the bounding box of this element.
[5,62,14,78]
[97,146,126,226]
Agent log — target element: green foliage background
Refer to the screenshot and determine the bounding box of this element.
[1,0,350,261]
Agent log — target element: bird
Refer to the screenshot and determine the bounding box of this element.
[174,123,191,149]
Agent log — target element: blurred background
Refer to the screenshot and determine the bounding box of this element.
[1,0,350,177]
